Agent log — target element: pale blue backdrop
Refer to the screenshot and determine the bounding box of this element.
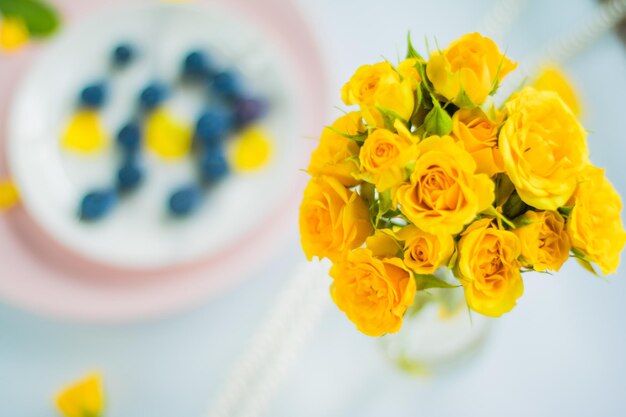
[2,0,626,416]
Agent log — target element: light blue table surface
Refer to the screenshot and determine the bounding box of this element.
[2,0,626,416]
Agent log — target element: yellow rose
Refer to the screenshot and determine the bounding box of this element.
[359,120,417,191]
[533,66,581,117]
[513,210,570,272]
[308,112,363,187]
[499,87,588,210]
[451,108,504,177]
[396,135,495,234]
[341,61,414,127]
[567,166,626,274]
[426,33,517,107]
[330,248,416,336]
[457,219,523,317]
[299,176,373,262]
[396,225,455,275]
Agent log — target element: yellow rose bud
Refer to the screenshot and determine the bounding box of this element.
[533,66,582,117]
[513,210,570,272]
[451,108,504,177]
[396,135,495,235]
[330,248,416,336]
[567,166,626,274]
[359,120,417,191]
[308,112,363,187]
[397,58,422,90]
[299,176,373,262]
[458,219,523,317]
[499,87,588,210]
[396,224,455,275]
[341,61,414,127]
[426,33,517,107]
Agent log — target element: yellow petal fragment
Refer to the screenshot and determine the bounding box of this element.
[230,127,273,172]
[55,373,105,417]
[533,66,582,116]
[145,107,193,160]
[0,16,29,52]
[0,179,19,211]
[61,110,109,154]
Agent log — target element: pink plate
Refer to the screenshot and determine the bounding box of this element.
[0,0,326,322]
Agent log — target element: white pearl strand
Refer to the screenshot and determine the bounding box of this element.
[206,2,626,417]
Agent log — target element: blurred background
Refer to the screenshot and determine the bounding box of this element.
[1,0,626,416]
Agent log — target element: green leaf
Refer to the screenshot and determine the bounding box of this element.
[575,257,598,276]
[454,88,475,109]
[326,126,367,144]
[502,191,528,220]
[0,0,60,37]
[406,32,424,60]
[360,182,375,206]
[423,101,452,136]
[494,173,515,207]
[558,206,574,218]
[414,274,459,291]
[375,189,393,226]
[374,106,407,131]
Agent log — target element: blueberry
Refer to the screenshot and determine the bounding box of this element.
[195,109,233,146]
[168,185,202,217]
[234,97,268,127]
[117,162,144,192]
[112,43,135,66]
[182,50,212,78]
[79,82,107,108]
[117,122,141,153]
[212,71,242,99]
[200,150,229,182]
[139,82,168,110]
[79,189,117,221]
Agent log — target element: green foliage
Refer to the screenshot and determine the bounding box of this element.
[414,273,459,291]
[423,98,452,136]
[502,191,528,220]
[326,126,367,144]
[0,0,60,37]
[406,32,424,60]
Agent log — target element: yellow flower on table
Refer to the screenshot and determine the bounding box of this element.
[341,61,415,127]
[567,166,626,274]
[330,247,416,336]
[0,16,29,52]
[395,135,494,235]
[499,87,588,211]
[0,179,20,211]
[451,108,504,177]
[396,224,455,275]
[359,120,417,192]
[513,210,570,272]
[55,373,105,417]
[299,176,372,262]
[457,218,523,317]
[308,112,363,187]
[426,32,516,107]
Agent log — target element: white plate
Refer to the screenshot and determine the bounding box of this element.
[8,1,300,270]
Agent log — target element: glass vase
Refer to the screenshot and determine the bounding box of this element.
[380,275,491,376]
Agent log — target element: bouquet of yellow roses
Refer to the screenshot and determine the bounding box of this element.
[299,32,626,337]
